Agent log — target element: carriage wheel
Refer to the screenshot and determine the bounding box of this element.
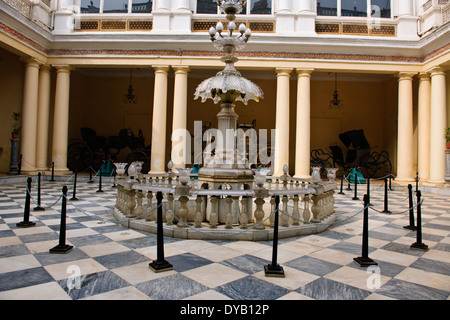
[92,149,106,172]
[67,142,93,173]
[127,151,150,173]
[376,151,392,180]
[360,152,379,179]
[362,152,392,179]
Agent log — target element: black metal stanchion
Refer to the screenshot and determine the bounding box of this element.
[88,168,94,184]
[18,154,22,175]
[403,184,417,230]
[111,168,117,188]
[410,190,428,251]
[346,171,352,191]
[415,172,419,193]
[388,174,392,191]
[17,177,36,228]
[354,194,377,267]
[50,162,55,182]
[50,186,73,254]
[70,170,79,201]
[96,169,104,193]
[352,171,359,200]
[338,172,345,195]
[33,172,45,211]
[381,177,391,214]
[366,177,372,206]
[149,191,173,272]
[265,195,285,277]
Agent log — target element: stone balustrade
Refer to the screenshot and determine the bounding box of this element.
[113,170,337,241]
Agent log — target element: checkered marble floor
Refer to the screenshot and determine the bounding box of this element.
[0,177,449,301]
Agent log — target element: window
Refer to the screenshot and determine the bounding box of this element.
[196,0,272,14]
[341,0,366,17]
[197,0,218,14]
[131,0,152,13]
[317,0,337,16]
[80,0,153,14]
[103,0,129,13]
[317,0,391,18]
[81,0,100,13]
[371,0,390,18]
[250,0,271,14]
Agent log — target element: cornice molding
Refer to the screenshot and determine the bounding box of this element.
[1,15,449,68]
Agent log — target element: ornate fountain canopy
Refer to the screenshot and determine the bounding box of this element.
[194,0,263,105]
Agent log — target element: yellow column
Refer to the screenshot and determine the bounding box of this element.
[36,65,52,171]
[171,66,190,167]
[396,72,416,182]
[51,65,71,174]
[294,69,313,179]
[417,73,431,181]
[428,67,447,184]
[274,68,292,176]
[20,58,40,174]
[149,65,169,174]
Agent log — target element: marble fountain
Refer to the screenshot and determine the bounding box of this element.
[112,0,338,241]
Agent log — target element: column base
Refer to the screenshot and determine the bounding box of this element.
[394,178,415,184]
[21,169,38,175]
[293,174,311,180]
[425,179,446,185]
[52,169,73,175]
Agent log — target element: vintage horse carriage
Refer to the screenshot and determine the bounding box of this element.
[311,129,392,179]
[67,127,151,174]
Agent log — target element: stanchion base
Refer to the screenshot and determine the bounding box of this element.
[33,206,45,211]
[264,264,285,278]
[16,221,36,228]
[87,180,94,184]
[49,244,73,254]
[353,256,378,267]
[410,242,428,251]
[149,260,173,273]
[352,197,360,201]
[70,197,78,201]
[96,190,104,193]
[403,225,417,231]
[381,210,391,214]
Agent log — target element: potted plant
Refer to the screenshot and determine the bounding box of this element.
[11,112,21,139]
[445,127,450,149]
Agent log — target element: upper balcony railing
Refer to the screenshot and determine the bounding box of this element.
[2,0,33,19]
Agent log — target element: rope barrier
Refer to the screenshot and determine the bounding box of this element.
[158,201,278,239]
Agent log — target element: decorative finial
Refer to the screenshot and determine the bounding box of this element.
[194,0,263,105]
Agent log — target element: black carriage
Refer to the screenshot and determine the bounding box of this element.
[311,129,392,179]
[67,127,151,173]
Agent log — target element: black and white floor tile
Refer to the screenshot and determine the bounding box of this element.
[0,178,449,301]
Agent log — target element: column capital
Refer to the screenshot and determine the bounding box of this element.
[52,64,73,73]
[296,69,314,77]
[275,68,293,76]
[397,72,416,80]
[172,66,190,74]
[39,64,52,72]
[427,66,447,77]
[417,72,431,80]
[20,57,43,68]
[153,65,170,74]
